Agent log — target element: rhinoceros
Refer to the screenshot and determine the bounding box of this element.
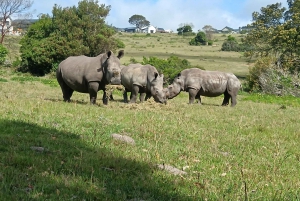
[121,64,167,104]
[56,50,124,105]
[165,68,241,106]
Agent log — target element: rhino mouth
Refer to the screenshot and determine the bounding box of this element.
[110,78,121,85]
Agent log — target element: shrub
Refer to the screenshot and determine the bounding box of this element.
[189,31,207,46]
[0,44,8,65]
[142,55,204,84]
[116,39,125,48]
[246,57,275,92]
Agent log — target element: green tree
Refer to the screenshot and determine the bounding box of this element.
[243,0,300,71]
[177,23,194,36]
[189,31,207,46]
[0,44,8,64]
[19,0,118,75]
[128,14,150,31]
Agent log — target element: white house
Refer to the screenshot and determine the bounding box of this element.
[0,17,13,35]
[141,25,156,33]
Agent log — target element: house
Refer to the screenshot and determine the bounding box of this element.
[0,16,13,35]
[221,26,234,33]
[141,25,156,33]
[156,27,165,33]
[124,27,139,33]
[239,26,254,33]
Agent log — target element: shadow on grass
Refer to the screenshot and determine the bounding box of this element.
[0,119,193,201]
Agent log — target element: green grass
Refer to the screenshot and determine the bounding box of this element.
[1,72,300,200]
[0,33,299,200]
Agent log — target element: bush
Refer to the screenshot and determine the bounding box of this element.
[189,31,207,46]
[142,55,204,84]
[116,39,125,48]
[221,35,253,52]
[246,57,275,92]
[0,44,8,65]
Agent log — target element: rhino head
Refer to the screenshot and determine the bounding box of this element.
[102,50,124,85]
[150,73,167,104]
[164,73,184,99]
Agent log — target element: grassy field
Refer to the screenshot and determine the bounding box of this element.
[1,34,300,200]
[115,33,250,78]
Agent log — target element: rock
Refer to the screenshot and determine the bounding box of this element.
[30,146,46,152]
[157,164,187,175]
[111,134,135,145]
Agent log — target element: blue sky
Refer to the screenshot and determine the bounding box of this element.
[26,0,288,32]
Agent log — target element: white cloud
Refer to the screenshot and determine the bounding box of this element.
[29,0,289,32]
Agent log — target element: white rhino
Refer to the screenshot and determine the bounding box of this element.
[121,64,167,104]
[165,68,241,106]
[56,50,124,105]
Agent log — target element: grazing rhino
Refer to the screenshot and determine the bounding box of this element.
[56,50,124,105]
[121,64,167,104]
[165,68,241,106]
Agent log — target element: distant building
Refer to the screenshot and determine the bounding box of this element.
[141,25,156,33]
[124,27,139,33]
[0,17,13,35]
[156,27,165,33]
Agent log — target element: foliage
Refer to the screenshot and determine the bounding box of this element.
[222,35,253,52]
[141,55,204,84]
[177,24,194,36]
[242,1,300,71]
[19,0,117,75]
[202,25,215,40]
[0,44,8,64]
[245,56,276,91]
[128,14,150,30]
[0,0,33,44]
[189,31,207,46]
[116,38,125,48]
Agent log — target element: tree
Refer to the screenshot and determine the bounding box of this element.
[19,0,118,75]
[243,1,300,71]
[189,31,207,46]
[202,25,214,41]
[177,23,194,36]
[0,0,33,44]
[128,14,150,31]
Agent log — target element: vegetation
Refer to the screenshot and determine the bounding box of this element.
[141,56,203,84]
[177,23,195,36]
[0,44,8,64]
[128,14,150,30]
[19,0,117,75]
[1,67,300,200]
[242,0,300,95]
[189,31,207,46]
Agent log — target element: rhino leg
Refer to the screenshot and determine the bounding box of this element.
[188,88,198,104]
[129,85,139,103]
[123,89,129,103]
[195,93,202,104]
[140,93,147,102]
[102,90,109,105]
[229,90,238,107]
[57,73,74,102]
[88,82,99,104]
[222,91,230,106]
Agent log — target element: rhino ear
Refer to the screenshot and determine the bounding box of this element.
[107,50,112,58]
[117,50,124,59]
[154,72,158,79]
[177,73,181,77]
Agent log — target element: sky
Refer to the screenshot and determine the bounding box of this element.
[26,0,288,32]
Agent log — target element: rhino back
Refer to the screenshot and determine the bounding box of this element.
[183,68,237,96]
[59,55,104,92]
[121,64,151,90]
